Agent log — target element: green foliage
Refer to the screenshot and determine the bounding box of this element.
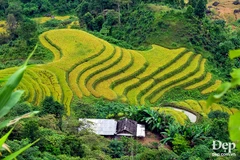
[0,45,39,159]
[40,96,64,130]
[22,119,39,141]
[92,99,129,119]
[135,147,178,160]
[193,0,207,18]
[7,103,32,118]
[161,122,181,145]
[17,18,37,43]
[3,139,41,160]
[125,106,175,132]
[61,136,84,157]
[208,118,230,143]
[179,145,211,160]
[108,140,124,158]
[229,111,240,152]
[41,97,64,118]
[43,19,62,28]
[207,49,240,151]
[172,134,190,155]
[208,110,230,120]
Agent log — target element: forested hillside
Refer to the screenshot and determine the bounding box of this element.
[0,0,240,159]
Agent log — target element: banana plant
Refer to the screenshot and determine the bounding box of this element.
[0,45,40,159]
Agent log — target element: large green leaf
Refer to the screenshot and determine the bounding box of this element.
[2,139,40,160]
[229,49,240,59]
[0,120,11,130]
[229,111,240,151]
[207,82,232,106]
[0,90,24,118]
[230,69,240,87]
[0,128,13,149]
[0,44,37,111]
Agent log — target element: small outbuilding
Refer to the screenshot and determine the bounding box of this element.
[79,118,145,137]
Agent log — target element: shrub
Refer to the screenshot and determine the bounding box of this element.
[43,19,62,28]
[208,110,229,120]
[135,147,178,160]
[172,134,190,155]
[108,140,124,158]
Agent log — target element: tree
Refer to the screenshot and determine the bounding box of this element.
[77,1,89,17]
[6,14,17,36]
[6,1,23,21]
[7,102,32,117]
[108,140,124,158]
[83,12,94,30]
[114,0,132,24]
[61,136,84,157]
[22,119,40,141]
[194,0,207,18]
[17,18,37,44]
[41,97,64,130]
[0,0,8,10]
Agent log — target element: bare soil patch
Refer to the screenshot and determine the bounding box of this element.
[207,0,240,23]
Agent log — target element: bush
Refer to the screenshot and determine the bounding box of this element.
[172,134,190,155]
[135,147,178,160]
[208,110,229,120]
[108,140,124,158]
[179,145,211,160]
[43,19,62,28]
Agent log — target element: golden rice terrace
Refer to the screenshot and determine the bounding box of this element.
[0,29,221,115]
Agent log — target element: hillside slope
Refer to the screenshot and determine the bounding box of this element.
[0,29,221,114]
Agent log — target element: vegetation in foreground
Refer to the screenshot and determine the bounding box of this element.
[0,0,240,159]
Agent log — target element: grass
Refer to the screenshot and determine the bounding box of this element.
[198,100,211,115]
[20,76,36,104]
[123,48,188,104]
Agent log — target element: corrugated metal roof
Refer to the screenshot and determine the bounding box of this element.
[79,119,117,135]
[117,118,137,136]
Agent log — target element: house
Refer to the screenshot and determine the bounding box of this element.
[79,118,145,137]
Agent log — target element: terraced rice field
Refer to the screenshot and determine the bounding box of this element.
[0,29,225,114]
[172,100,237,116]
[201,80,222,94]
